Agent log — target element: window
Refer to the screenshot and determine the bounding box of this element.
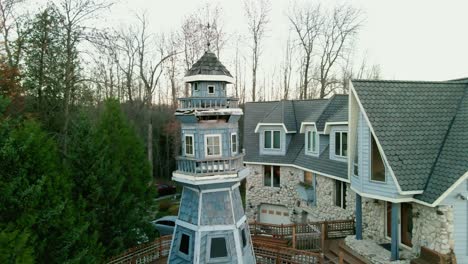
[240,228,247,248]
[303,171,314,186]
[335,131,348,157]
[264,165,280,187]
[205,135,221,157]
[371,135,385,182]
[208,85,215,94]
[353,133,359,176]
[264,130,281,149]
[209,237,228,259]
[185,135,194,156]
[231,133,238,154]
[179,233,190,255]
[334,180,347,209]
[306,129,318,154]
[192,82,198,91]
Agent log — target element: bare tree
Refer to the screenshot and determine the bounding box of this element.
[288,2,322,99]
[0,0,26,68]
[243,0,270,102]
[317,4,362,98]
[136,13,175,179]
[58,0,112,154]
[281,34,293,100]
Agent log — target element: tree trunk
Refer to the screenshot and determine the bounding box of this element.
[147,95,153,179]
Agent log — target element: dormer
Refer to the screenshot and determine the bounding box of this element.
[255,123,292,156]
[324,122,348,162]
[299,122,319,157]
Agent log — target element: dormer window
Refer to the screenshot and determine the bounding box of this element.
[208,85,215,94]
[335,131,348,157]
[305,128,318,155]
[264,130,281,149]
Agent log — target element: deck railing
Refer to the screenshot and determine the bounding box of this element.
[253,241,324,264]
[178,97,239,109]
[107,235,172,264]
[175,154,244,176]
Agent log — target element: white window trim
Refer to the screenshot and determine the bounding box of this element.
[305,127,319,156]
[185,134,194,156]
[204,134,222,158]
[263,130,281,150]
[263,165,280,188]
[207,85,215,94]
[334,131,348,158]
[206,235,231,263]
[335,180,346,209]
[230,132,238,155]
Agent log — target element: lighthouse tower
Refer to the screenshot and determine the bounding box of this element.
[167,50,255,264]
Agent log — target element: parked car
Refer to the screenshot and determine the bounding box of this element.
[151,216,177,236]
[156,183,177,197]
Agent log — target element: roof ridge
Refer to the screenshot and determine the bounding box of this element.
[352,79,468,85]
[423,87,468,192]
[260,101,281,122]
[291,100,298,131]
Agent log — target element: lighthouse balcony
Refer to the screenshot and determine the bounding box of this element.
[177,97,239,109]
[175,154,244,176]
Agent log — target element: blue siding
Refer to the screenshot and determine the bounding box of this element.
[232,187,245,222]
[258,125,287,156]
[191,81,227,97]
[441,180,468,263]
[181,123,240,159]
[169,225,196,263]
[179,188,199,225]
[200,191,234,225]
[351,112,409,199]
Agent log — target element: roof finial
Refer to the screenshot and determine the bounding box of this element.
[206,22,211,52]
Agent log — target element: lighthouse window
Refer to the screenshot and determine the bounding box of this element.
[185,135,194,156]
[192,82,198,91]
[209,237,228,258]
[179,233,190,255]
[205,134,221,157]
[208,85,215,94]
[231,133,238,154]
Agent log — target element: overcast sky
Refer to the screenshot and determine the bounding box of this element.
[107,0,468,82]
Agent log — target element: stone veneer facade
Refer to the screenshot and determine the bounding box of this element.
[361,198,454,255]
[246,164,355,223]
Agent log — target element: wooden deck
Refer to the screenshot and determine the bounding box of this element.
[107,219,357,264]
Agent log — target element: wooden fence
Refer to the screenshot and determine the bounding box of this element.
[253,241,325,264]
[107,235,172,264]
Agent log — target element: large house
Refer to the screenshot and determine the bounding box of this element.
[348,79,468,262]
[243,95,354,224]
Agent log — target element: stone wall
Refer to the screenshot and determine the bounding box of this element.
[361,199,454,255]
[246,164,355,223]
[411,204,454,254]
[362,198,386,243]
[245,164,301,221]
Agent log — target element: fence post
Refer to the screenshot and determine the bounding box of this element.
[339,250,344,264]
[254,221,257,236]
[321,222,327,251]
[292,223,296,249]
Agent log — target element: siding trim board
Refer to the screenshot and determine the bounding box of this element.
[350,84,423,195]
[244,161,350,183]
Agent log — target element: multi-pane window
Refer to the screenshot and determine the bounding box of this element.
[208,85,215,94]
[231,133,238,154]
[306,129,318,153]
[264,130,281,149]
[205,135,221,157]
[371,135,385,182]
[334,180,347,209]
[209,237,228,259]
[264,165,280,187]
[335,131,348,157]
[185,135,194,156]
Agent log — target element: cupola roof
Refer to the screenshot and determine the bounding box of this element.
[184,51,234,83]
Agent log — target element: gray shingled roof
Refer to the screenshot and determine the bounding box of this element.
[185,51,232,77]
[244,95,349,179]
[352,79,468,203]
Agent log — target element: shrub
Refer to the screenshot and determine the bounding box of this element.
[159,201,171,212]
